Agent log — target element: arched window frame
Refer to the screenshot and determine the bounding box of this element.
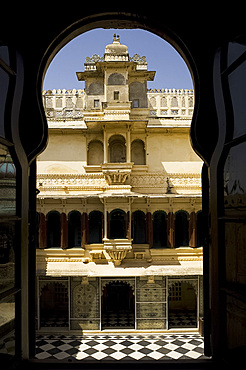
[131,139,146,165]
[152,210,167,248]
[68,210,81,248]
[87,139,104,165]
[174,210,189,247]
[108,134,126,163]
[88,210,103,243]
[132,210,146,244]
[109,209,126,239]
[46,210,61,248]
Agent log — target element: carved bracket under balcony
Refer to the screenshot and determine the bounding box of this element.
[103,238,132,266]
[101,163,133,185]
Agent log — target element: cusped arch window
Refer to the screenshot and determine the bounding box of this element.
[108,73,125,85]
[109,135,126,163]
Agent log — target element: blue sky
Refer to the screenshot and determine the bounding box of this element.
[43,28,193,91]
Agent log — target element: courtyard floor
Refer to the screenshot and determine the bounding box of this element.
[35,333,210,362]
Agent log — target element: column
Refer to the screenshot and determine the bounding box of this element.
[60,212,68,249]
[126,211,131,239]
[167,212,175,248]
[126,126,131,163]
[81,212,88,247]
[189,211,196,247]
[104,204,108,239]
[103,126,108,163]
[38,212,46,249]
[146,212,153,247]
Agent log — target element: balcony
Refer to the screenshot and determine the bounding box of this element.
[103,238,132,266]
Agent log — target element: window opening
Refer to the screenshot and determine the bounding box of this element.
[175,211,189,247]
[114,91,119,100]
[132,210,146,243]
[89,211,103,243]
[153,211,167,248]
[110,209,126,239]
[47,211,61,248]
[94,99,99,108]
[68,211,81,248]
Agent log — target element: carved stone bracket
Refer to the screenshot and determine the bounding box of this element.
[101,163,133,185]
[103,238,132,266]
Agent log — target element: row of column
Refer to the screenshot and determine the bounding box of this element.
[38,211,198,249]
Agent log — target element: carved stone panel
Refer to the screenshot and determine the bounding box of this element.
[71,278,100,330]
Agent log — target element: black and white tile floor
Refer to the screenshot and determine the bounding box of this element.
[102,312,135,329]
[35,333,209,362]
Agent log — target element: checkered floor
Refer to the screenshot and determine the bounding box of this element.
[35,333,208,361]
[102,311,135,329]
[168,312,197,328]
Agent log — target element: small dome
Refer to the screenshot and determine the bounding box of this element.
[104,35,129,61]
[0,155,16,179]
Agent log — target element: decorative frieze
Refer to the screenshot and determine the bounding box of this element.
[37,171,201,195]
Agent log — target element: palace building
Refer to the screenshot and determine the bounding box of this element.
[36,35,204,333]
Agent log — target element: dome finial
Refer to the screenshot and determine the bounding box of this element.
[113,34,120,43]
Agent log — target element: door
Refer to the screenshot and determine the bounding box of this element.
[101,280,135,329]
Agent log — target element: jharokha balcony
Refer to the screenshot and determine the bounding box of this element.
[103,238,132,265]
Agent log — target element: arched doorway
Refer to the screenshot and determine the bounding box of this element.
[101,280,135,329]
[168,280,197,329]
[39,281,68,328]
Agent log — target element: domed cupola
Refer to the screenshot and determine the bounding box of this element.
[104,34,129,62]
[0,154,16,180]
